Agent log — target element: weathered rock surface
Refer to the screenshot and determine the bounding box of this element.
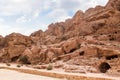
[0,36,5,49]
[29,0,120,45]
[5,33,33,47]
[0,33,33,62]
[0,0,120,75]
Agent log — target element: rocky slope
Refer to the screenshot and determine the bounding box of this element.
[0,0,120,75]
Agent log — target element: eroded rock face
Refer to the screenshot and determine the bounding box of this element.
[30,0,120,45]
[5,33,33,47]
[106,0,120,11]
[62,38,81,53]
[0,0,120,75]
[0,36,5,48]
[0,33,33,62]
[7,45,26,59]
[19,46,65,64]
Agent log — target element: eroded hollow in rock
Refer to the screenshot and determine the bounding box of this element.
[116,2,120,11]
[106,55,118,60]
[99,62,111,73]
[79,51,84,56]
[69,48,77,53]
[19,55,31,64]
[11,56,20,62]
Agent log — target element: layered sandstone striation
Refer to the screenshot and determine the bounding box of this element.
[0,0,120,76]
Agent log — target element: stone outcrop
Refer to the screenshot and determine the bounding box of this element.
[62,38,81,53]
[0,0,120,75]
[0,33,33,62]
[30,0,120,45]
[0,36,5,49]
[5,33,33,47]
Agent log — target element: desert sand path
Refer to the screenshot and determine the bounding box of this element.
[0,69,62,80]
[0,63,120,80]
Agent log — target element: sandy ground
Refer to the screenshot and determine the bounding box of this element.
[0,69,62,80]
[0,63,120,80]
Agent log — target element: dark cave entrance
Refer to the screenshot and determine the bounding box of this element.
[99,62,111,73]
[79,51,84,56]
[106,55,118,60]
[69,48,77,53]
[11,56,19,62]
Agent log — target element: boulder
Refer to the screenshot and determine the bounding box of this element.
[5,33,33,47]
[22,48,32,61]
[62,38,80,53]
[7,45,26,59]
[31,45,41,54]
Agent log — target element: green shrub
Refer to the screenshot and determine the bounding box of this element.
[47,64,53,70]
[19,55,30,64]
[6,63,11,66]
[17,64,21,68]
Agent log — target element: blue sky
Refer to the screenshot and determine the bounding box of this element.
[0,0,108,36]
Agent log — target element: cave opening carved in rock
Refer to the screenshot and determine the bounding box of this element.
[11,56,20,62]
[69,48,77,53]
[79,51,84,56]
[99,62,111,73]
[106,55,118,60]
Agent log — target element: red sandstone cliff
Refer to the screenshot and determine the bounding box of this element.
[0,0,120,74]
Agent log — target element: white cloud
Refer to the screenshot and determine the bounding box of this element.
[32,10,40,19]
[0,18,4,22]
[11,0,28,3]
[0,0,109,16]
[0,22,37,36]
[47,9,71,22]
[16,15,31,23]
[0,0,33,16]
[0,22,12,36]
[59,0,108,12]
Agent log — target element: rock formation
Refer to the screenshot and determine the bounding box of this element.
[0,0,120,75]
